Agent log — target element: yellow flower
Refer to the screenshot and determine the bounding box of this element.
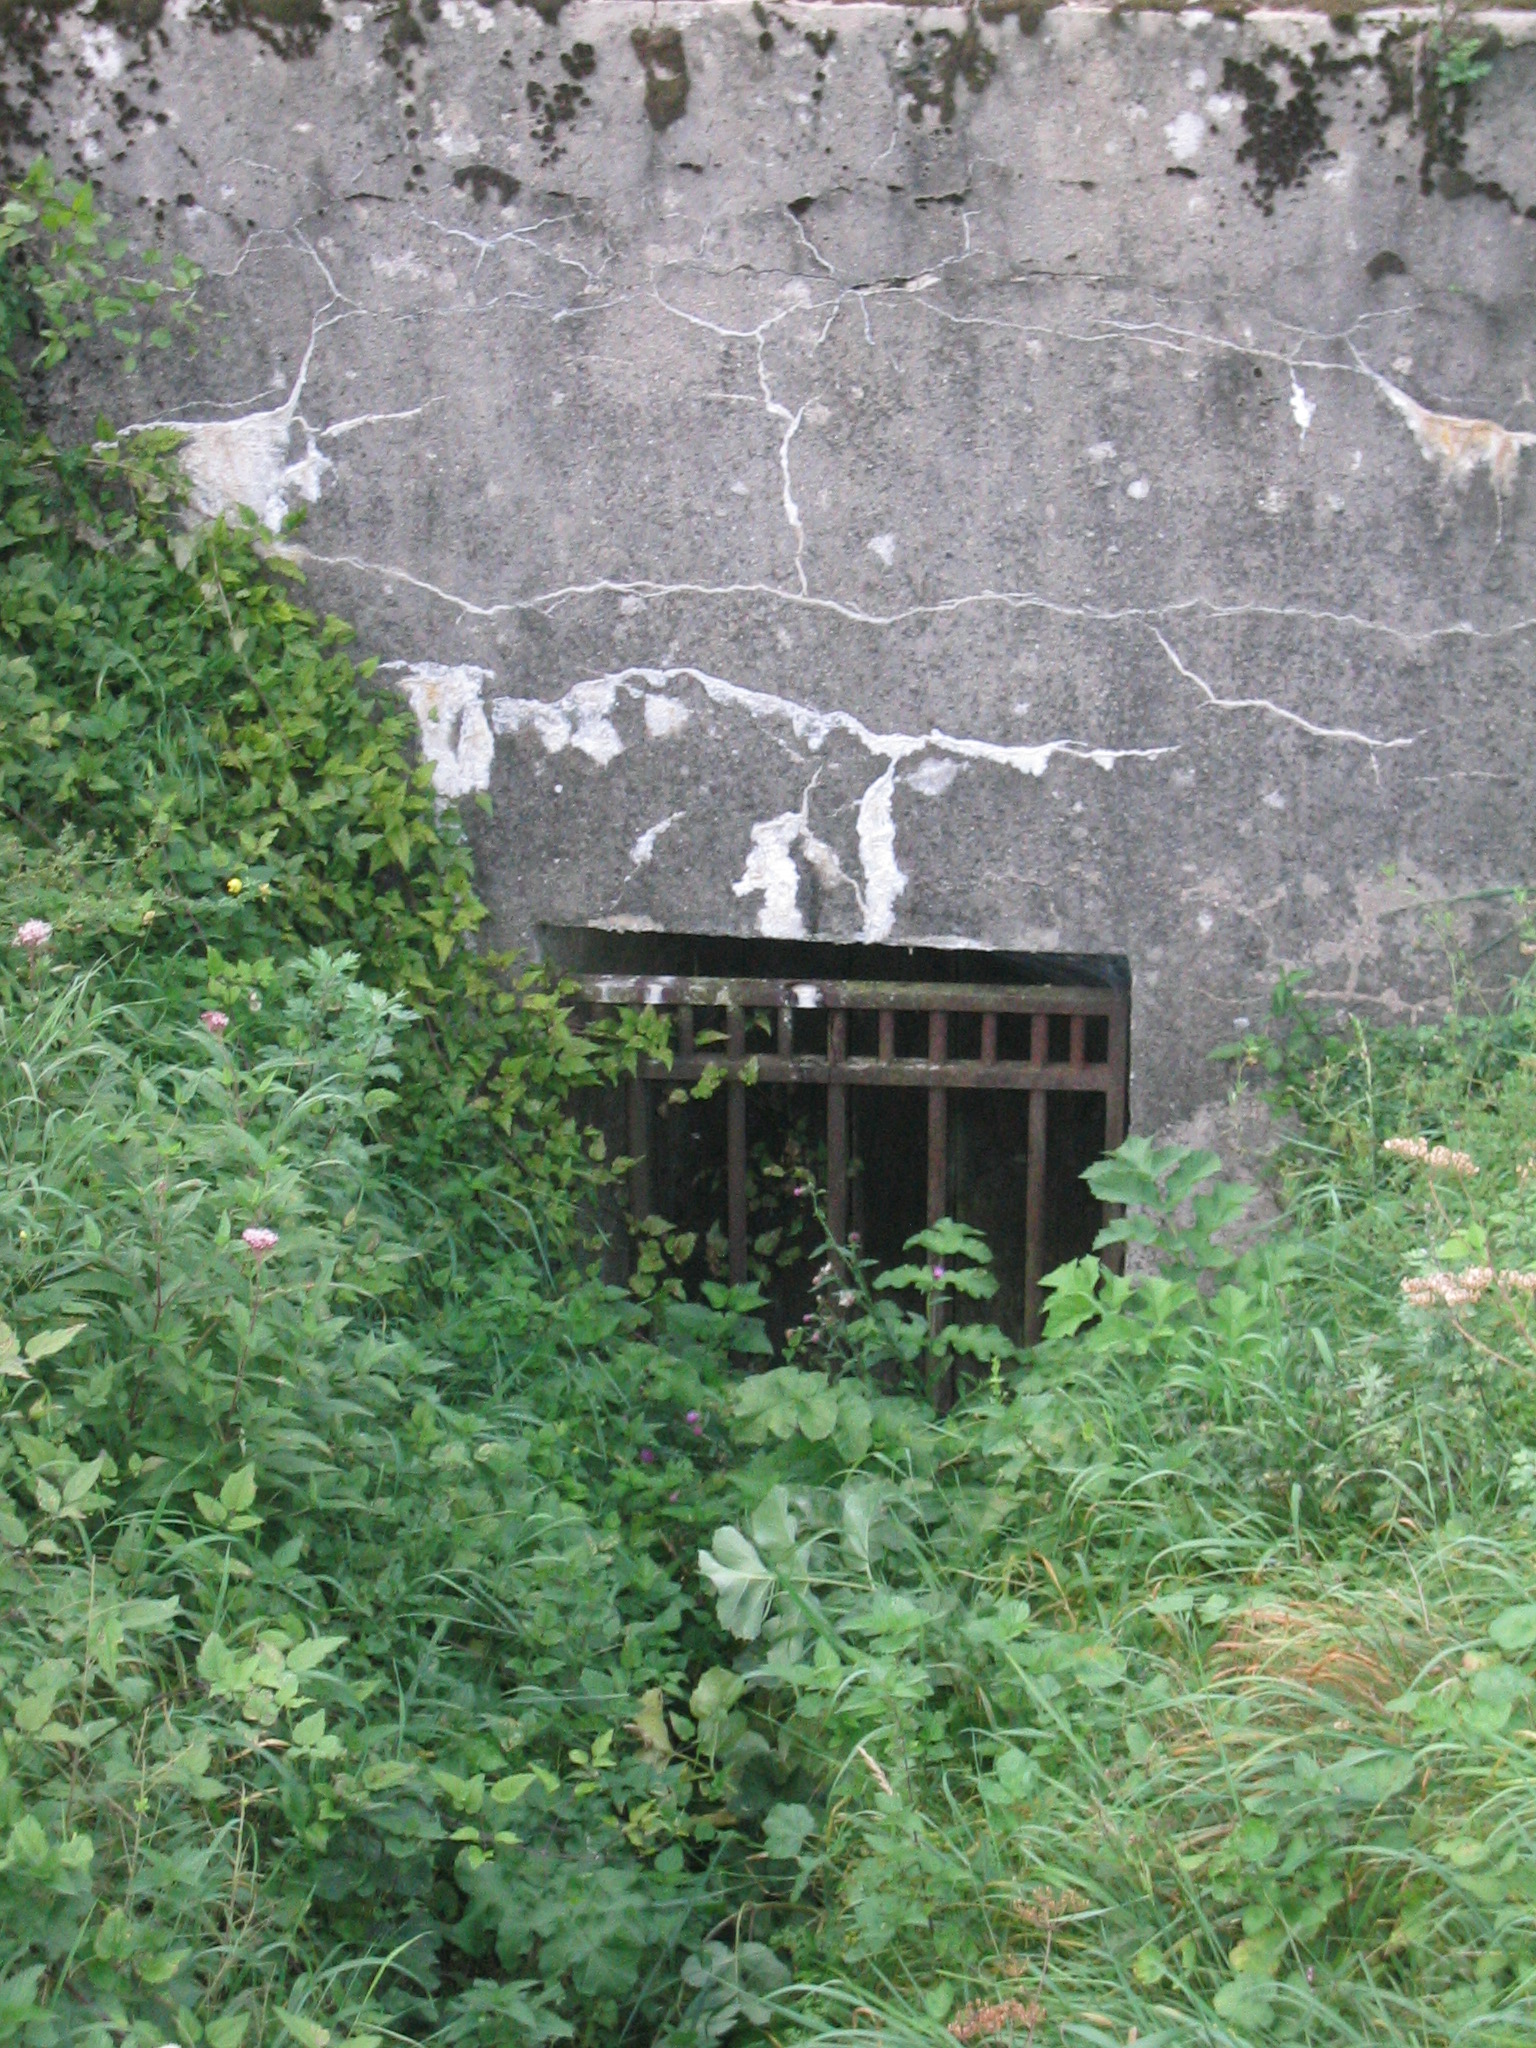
[226,877,243,896]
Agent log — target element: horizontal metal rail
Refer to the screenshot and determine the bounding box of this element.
[636,1054,1115,1092]
[576,974,1119,1016]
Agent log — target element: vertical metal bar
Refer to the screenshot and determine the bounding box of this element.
[676,1004,694,1058]
[826,1010,848,1247]
[727,1007,748,1287]
[1024,1084,1048,1346]
[777,1006,793,1058]
[926,1010,951,1407]
[627,1075,652,1222]
[1105,997,1129,1148]
[1029,1011,1048,1070]
[980,1011,997,1064]
[926,1012,948,1223]
[878,1009,895,1063]
[1102,994,1130,1277]
[1069,1013,1086,1067]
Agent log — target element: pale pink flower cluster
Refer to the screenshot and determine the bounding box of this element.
[241,1226,279,1257]
[1402,1268,1536,1310]
[949,2000,1045,2043]
[201,1009,230,1036]
[12,919,52,952]
[1383,1135,1479,1178]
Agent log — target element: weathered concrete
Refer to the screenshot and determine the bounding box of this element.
[25,2,1536,1127]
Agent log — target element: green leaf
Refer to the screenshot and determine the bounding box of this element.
[689,1667,745,1724]
[277,2013,331,2048]
[762,1802,817,1859]
[699,1527,776,1640]
[1490,1605,1536,1652]
[23,1322,86,1363]
[219,1463,257,1515]
[286,1634,346,1674]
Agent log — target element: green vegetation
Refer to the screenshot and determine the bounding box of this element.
[3,172,1536,2048]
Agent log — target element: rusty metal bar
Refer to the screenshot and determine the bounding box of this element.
[1025,1084,1048,1346]
[635,1053,1113,1092]
[1105,995,1129,1147]
[676,1004,694,1058]
[575,974,1117,1017]
[1101,992,1131,1277]
[1069,1013,1085,1068]
[927,1013,948,1224]
[878,1010,896,1061]
[927,1011,951,1405]
[1022,1013,1051,1344]
[727,1008,748,1286]
[980,1011,997,1064]
[827,1010,848,1246]
[626,1075,652,1223]
[777,1006,793,1058]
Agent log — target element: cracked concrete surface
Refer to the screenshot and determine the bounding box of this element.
[27,2,1536,1126]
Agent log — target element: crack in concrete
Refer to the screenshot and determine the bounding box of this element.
[1149,629,1418,752]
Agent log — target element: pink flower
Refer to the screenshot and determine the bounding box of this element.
[932,1263,947,1281]
[201,1009,230,1036]
[639,1448,656,1465]
[12,919,52,952]
[685,1410,700,1422]
[241,1226,279,1258]
[668,1490,680,1503]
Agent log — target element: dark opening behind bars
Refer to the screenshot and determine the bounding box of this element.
[566,964,1130,1347]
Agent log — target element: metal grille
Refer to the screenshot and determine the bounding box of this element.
[575,974,1128,1345]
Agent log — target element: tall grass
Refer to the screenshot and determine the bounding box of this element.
[682,968,1536,2048]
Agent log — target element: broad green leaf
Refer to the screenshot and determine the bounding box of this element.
[286,1634,346,1674]
[1490,1605,1536,1652]
[763,1802,816,1859]
[690,1667,745,1723]
[219,1464,257,1515]
[23,1323,86,1363]
[699,1527,776,1640]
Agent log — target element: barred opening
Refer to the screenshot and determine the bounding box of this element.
[543,929,1129,1352]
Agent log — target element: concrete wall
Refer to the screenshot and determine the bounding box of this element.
[24,2,1536,1127]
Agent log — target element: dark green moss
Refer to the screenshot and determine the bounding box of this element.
[631,24,688,132]
[895,13,997,128]
[197,0,330,59]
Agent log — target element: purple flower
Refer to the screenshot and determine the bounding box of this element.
[932,1263,947,1281]
[241,1226,278,1258]
[201,1009,230,1036]
[668,1490,680,1503]
[639,1447,656,1465]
